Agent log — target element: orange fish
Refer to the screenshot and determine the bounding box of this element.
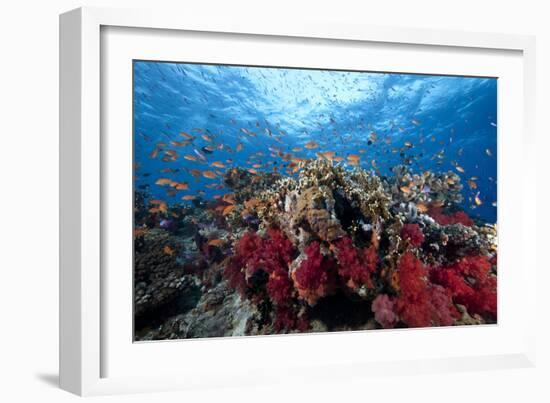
[400,186,411,194]
[189,169,201,177]
[180,132,194,139]
[149,148,159,159]
[202,134,213,142]
[181,195,197,201]
[149,199,167,213]
[155,178,173,186]
[222,205,237,216]
[202,170,217,179]
[292,147,303,152]
[416,202,429,213]
[236,143,243,152]
[163,245,175,256]
[175,182,189,190]
[184,155,198,161]
[211,161,226,169]
[207,239,224,247]
[223,193,237,205]
[304,141,319,149]
[247,168,257,175]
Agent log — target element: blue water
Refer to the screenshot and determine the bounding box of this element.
[133,61,497,223]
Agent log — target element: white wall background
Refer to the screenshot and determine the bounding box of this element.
[0,0,547,401]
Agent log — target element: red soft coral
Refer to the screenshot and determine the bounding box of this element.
[394,251,431,327]
[430,255,496,319]
[224,231,262,294]
[334,236,378,290]
[293,241,337,306]
[401,223,425,247]
[428,206,474,227]
[273,305,310,332]
[224,229,296,300]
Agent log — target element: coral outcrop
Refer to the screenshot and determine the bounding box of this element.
[134,158,497,339]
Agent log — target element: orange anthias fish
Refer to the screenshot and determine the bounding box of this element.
[180,132,194,139]
[175,182,189,190]
[182,195,197,201]
[155,178,173,186]
[207,239,224,247]
[163,245,175,256]
[222,193,237,205]
[416,202,429,213]
[347,154,360,166]
[400,186,412,194]
[149,148,159,159]
[149,199,168,213]
[202,134,213,142]
[202,170,217,179]
[304,141,319,149]
[184,155,198,161]
[211,161,226,169]
[222,205,237,216]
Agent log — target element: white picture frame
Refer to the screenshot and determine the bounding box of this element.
[60,6,537,396]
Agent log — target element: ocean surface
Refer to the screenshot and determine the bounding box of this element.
[133,61,497,223]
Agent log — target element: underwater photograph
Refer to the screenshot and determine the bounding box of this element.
[133,61,497,341]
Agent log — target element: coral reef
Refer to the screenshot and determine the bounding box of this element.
[134,158,497,339]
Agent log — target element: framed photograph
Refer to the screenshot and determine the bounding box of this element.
[60,6,537,396]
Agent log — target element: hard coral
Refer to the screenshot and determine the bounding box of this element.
[401,223,425,247]
[334,236,378,290]
[292,241,337,306]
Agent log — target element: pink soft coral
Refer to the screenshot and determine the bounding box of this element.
[334,236,378,290]
[372,294,397,328]
[428,284,459,326]
[401,223,425,247]
[292,241,337,305]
